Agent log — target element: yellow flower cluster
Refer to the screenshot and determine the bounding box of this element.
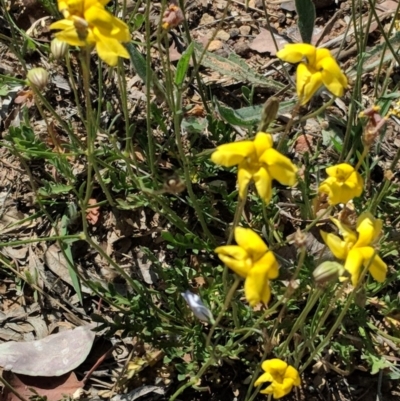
[277,43,348,105]
[211,132,298,203]
[215,227,279,306]
[255,359,301,399]
[50,0,130,66]
[320,213,387,286]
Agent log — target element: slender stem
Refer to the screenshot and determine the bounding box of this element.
[277,102,301,151]
[299,96,336,123]
[206,277,241,347]
[0,376,29,401]
[304,206,333,233]
[0,234,83,247]
[169,357,215,401]
[279,280,322,355]
[145,0,156,176]
[65,51,85,126]
[173,89,215,244]
[300,254,376,373]
[80,50,115,206]
[354,145,369,171]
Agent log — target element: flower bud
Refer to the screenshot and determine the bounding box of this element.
[27,68,49,91]
[181,291,214,323]
[258,97,279,132]
[162,4,184,30]
[313,261,343,287]
[51,38,69,60]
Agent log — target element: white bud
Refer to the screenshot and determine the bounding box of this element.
[51,38,69,60]
[27,68,49,91]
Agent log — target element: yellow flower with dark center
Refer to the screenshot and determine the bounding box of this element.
[320,212,387,286]
[211,132,298,202]
[215,227,279,306]
[277,43,348,105]
[50,0,130,66]
[254,359,301,399]
[318,163,363,205]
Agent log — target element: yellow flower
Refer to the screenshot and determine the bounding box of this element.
[211,132,298,202]
[318,163,363,205]
[254,359,301,399]
[50,0,130,66]
[320,212,387,286]
[277,43,347,105]
[215,227,279,306]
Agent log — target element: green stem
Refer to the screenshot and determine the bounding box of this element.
[80,50,115,207]
[206,277,241,347]
[145,0,157,176]
[300,254,376,373]
[173,89,215,244]
[169,357,215,401]
[0,234,83,247]
[277,101,301,151]
[65,51,85,127]
[304,205,333,233]
[279,288,323,357]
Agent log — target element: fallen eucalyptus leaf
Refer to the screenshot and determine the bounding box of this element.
[0,325,95,376]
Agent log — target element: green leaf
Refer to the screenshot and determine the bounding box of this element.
[60,214,83,304]
[214,98,296,127]
[175,42,194,87]
[126,42,148,84]
[132,14,145,30]
[295,0,315,44]
[181,116,208,134]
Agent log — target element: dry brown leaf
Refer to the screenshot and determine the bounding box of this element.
[44,244,91,293]
[2,371,83,401]
[86,198,100,225]
[249,28,288,55]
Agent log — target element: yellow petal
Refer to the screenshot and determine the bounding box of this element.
[319,177,363,205]
[94,34,129,65]
[355,212,382,247]
[259,148,298,186]
[253,166,273,202]
[285,365,301,386]
[50,19,75,30]
[244,272,271,306]
[276,43,316,64]
[253,132,273,158]
[234,227,268,259]
[254,371,274,387]
[237,163,253,199]
[215,245,250,278]
[264,379,296,399]
[344,248,364,286]
[318,55,347,97]
[52,25,87,47]
[297,63,322,105]
[211,141,255,167]
[320,230,348,260]
[358,247,387,283]
[253,251,279,279]
[261,359,288,376]
[326,163,355,180]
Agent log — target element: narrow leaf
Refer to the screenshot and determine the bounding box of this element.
[175,42,194,87]
[295,0,315,44]
[126,42,148,84]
